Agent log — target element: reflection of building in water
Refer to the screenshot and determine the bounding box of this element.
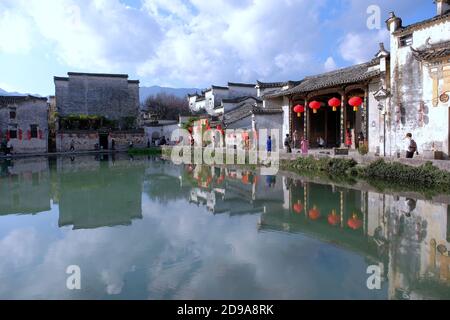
[186,166,285,216]
[57,161,144,229]
[367,193,450,299]
[258,178,450,299]
[0,158,51,215]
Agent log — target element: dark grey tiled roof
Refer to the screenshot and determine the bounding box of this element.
[0,95,47,107]
[222,96,262,104]
[223,102,281,127]
[228,82,256,88]
[67,72,129,78]
[211,85,229,90]
[393,11,450,36]
[223,103,254,126]
[411,40,450,61]
[267,59,380,98]
[256,80,302,89]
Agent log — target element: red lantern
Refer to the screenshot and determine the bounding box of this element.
[348,213,363,230]
[6,130,10,141]
[309,101,321,114]
[18,129,23,141]
[309,206,321,220]
[348,96,363,112]
[293,201,304,214]
[242,174,249,185]
[39,129,43,140]
[328,98,341,112]
[27,130,31,140]
[328,210,340,226]
[293,105,305,118]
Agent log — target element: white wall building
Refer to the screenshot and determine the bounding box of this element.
[384,1,450,158]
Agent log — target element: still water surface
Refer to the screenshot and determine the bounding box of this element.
[0,155,449,300]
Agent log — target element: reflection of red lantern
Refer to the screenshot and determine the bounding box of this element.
[309,206,320,220]
[293,201,304,214]
[349,97,363,112]
[348,213,363,230]
[18,129,23,141]
[309,101,321,114]
[328,210,340,226]
[293,105,305,118]
[6,130,10,141]
[39,129,43,140]
[328,98,341,112]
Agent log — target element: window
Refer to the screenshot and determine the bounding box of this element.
[9,111,16,120]
[399,34,413,47]
[30,125,38,139]
[9,129,17,139]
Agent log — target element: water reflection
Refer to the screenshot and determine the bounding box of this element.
[0,156,449,299]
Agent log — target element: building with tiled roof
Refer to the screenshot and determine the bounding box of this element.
[0,95,49,154]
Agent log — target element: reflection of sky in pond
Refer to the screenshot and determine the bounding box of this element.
[0,156,448,300]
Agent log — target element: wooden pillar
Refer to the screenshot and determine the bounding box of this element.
[304,182,308,219]
[340,93,346,147]
[340,191,344,228]
[289,97,293,138]
[363,88,369,141]
[304,99,309,141]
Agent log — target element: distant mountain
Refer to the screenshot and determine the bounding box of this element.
[140,86,201,103]
[0,88,41,97]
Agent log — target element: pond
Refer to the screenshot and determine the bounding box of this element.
[0,154,449,300]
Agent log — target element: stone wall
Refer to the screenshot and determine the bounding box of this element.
[254,113,283,151]
[56,131,146,152]
[145,124,179,145]
[55,73,140,125]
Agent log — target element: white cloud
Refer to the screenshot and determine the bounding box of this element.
[0,0,435,89]
[338,30,389,64]
[324,57,337,71]
[0,8,33,54]
[0,0,162,72]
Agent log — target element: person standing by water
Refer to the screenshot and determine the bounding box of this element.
[357,131,365,150]
[266,136,272,153]
[70,139,75,152]
[293,130,299,149]
[300,136,308,155]
[284,134,292,153]
[345,129,352,149]
[405,133,418,159]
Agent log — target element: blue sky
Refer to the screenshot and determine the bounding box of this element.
[0,0,435,96]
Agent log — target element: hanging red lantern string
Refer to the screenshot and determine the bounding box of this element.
[348,213,363,230]
[309,101,321,114]
[328,98,341,112]
[348,96,363,112]
[293,105,305,118]
[328,209,340,226]
[293,201,304,214]
[309,206,321,220]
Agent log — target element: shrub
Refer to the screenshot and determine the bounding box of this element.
[361,159,450,189]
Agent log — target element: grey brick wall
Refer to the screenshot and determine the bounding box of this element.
[0,97,48,154]
[55,74,140,123]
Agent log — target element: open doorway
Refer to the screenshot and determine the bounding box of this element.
[99,133,109,150]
